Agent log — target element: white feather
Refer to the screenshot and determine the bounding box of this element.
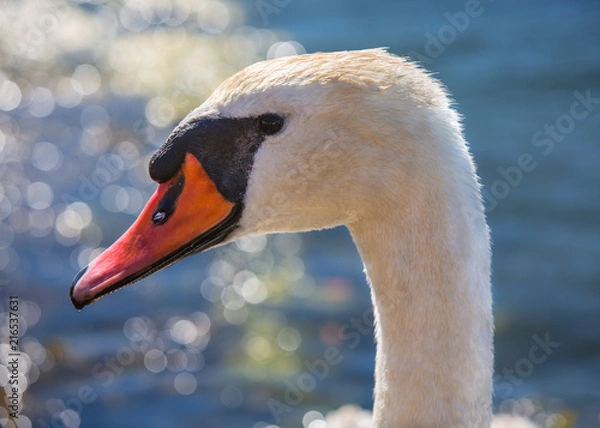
[182,49,537,428]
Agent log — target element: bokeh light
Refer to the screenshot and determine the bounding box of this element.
[143,349,167,373]
[245,335,272,361]
[302,411,325,428]
[72,65,101,96]
[221,385,243,408]
[174,372,197,395]
[266,40,306,59]
[276,327,301,352]
[28,87,55,118]
[32,141,63,172]
[169,319,198,345]
[0,78,22,111]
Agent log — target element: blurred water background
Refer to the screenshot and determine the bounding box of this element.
[0,0,599,427]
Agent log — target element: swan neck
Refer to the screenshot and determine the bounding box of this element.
[348,177,493,427]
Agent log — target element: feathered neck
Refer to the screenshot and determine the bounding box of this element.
[347,130,493,427]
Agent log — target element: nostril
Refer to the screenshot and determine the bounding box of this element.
[152,211,167,225]
[151,173,185,226]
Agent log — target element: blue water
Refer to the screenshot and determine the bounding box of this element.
[1,0,599,427]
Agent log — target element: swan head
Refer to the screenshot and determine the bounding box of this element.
[70,48,464,309]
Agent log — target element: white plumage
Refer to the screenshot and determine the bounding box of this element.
[191,49,537,427]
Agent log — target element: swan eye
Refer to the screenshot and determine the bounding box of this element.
[258,114,284,135]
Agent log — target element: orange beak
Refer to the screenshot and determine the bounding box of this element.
[70,153,238,309]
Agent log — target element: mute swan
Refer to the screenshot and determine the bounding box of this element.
[70,49,537,427]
